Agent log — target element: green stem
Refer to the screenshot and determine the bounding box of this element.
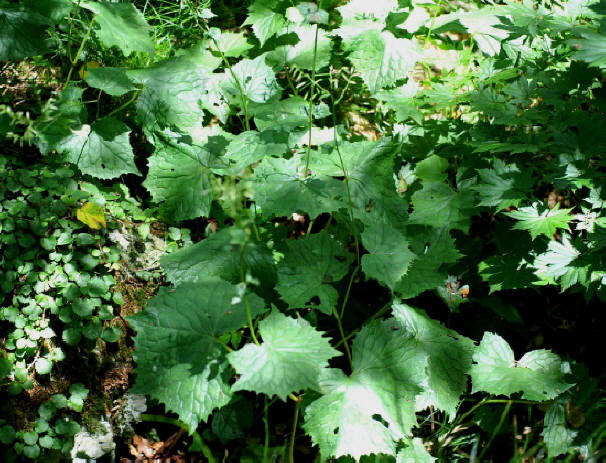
[141,414,216,463]
[239,242,260,346]
[65,14,96,87]
[339,265,359,319]
[203,23,250,131]
[304,24,319,177]
[333,307,353,370]
[104,90,140,119]
[479,401,512,460]
[289,400,301,463]
[263,397,270,463]
[425,0,443,43]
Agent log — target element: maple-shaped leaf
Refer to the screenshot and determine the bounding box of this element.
[76,202,106,230]
[79,0,154,57]
[505,202,573,240]
[473,160,534,211]
[392,303,474,416]
[479,254,538,293]
[276,231,353,314]
[361,220,416,290]
[470,332,573,401]
[228,311,340,400]
[303,320,426,460]
[251,154,346,220]
[533,235,590,290]
[128,281,267,431]
[242,1,285,47]
[160,227,277,297]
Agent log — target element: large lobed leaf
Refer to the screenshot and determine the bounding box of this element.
[128,281,267,431]
[228,311,340,400]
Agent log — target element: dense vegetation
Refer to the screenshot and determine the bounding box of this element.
[1,0,605,461]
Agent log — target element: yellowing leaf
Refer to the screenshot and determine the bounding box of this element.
[77,202,106,229]
[78,61,101,79]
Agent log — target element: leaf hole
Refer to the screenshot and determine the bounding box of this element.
[333,427,339,435]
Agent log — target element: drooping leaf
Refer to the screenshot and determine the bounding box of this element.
[62,118,140,179]
[541,402,578,457]
[160,227,277,296]
[76,202,106,230]
[505,202,573,240]
[470,332,573,401]
[80,0,154,57]
[276,231,353,314]
[84,67,137,96]
[303,320,426,460]
[128,281,266,430]
[392,303,474,416]
[228,311,340,400]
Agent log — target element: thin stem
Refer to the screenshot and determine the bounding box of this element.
[65,14,96,87]
[288,400,301,463]
[425,0,443,43]
[479,401,512,460]
[339,265,359,319]
[333,307,353,370]
[203,23,250,131]
[104,90,140,119]
[240,242,260,345]
[263,397,270,463]
[304,25,319,177]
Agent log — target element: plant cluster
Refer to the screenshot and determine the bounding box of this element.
[1,0,605,461]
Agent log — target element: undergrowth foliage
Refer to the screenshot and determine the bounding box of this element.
[1,0,606,460]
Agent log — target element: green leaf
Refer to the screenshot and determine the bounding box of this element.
[62,118,140,180]
[571,31,606,68]
[470,332,572,401]
[143,139,217,222]
[392,303,474,416]
[228,311,340,400]
[76,202,106,229]
[373,80,423,124]
[80,0,154,56]
[34,358,52,375]
[243,3,285,47]
[303,320,426,460]
[221,55,280,104]
[344,30,420,94]
[410,183,475,233]
[276,231,353,314]
[361,220,416,290]
[0,2,51,60]
[533,235,589,290]
[505,202,573,240]
[251,154,346,220]
[397,438,436,462]
[395,227,462,299]
[129,281,266,430]
[479,253,538,293]
[223,130,288,173]
[267,24,332,71]
[127,45,222,134]
[68,383,89,412]
[160,227,277,296]
[474,161,533,211]
[0,425,16,445]
[211,30,253,58]
[337,0,397,21]
[84,67,136,96]
[541,402,577,457]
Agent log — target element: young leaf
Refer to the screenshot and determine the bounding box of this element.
[303,320,426,460]
[128,282,267,430]
[505,202,573,240]
[221,55,280,105]
[470,332,572,401]
[228,311,340,400]
[242,2,285,47]
[276,231,353,314]
[80,0,154,57]
[76,202,106,230]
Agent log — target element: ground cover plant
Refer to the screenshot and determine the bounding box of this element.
[1,0,605,461]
